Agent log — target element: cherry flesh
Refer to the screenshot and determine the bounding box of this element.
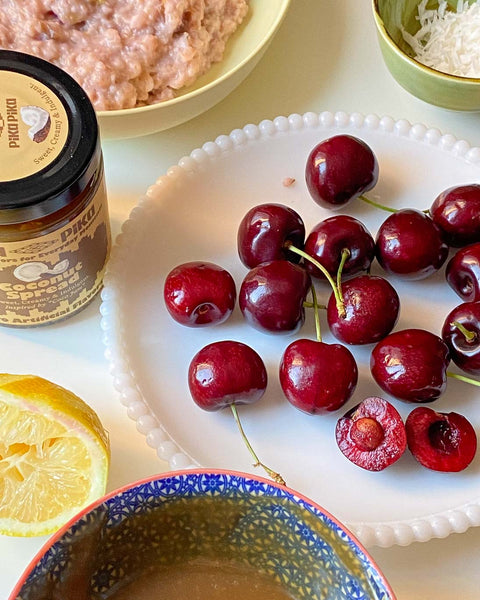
[370,328,450,403]
[239,260,311,335]
[406,407,477,472]
[430,184,480,247]
[188,340,267,411]
[446,242,480,302]
[442,301,480,375]
[335,396,407,471]
[375,209,449,280]
[305,134,379,209]
[303,215,375,280]
[237,203,306,268]
[327,274,400,345]
[279,338,358,414]
[164,261,236,327]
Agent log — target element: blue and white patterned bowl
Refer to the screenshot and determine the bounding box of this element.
[11,470,395,600]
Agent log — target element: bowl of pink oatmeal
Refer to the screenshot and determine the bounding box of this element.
[0,0,291,139]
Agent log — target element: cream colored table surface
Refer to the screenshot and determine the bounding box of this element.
[3,1,480,598]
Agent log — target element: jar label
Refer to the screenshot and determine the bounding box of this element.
[0,183,111,326]
[0,71,69,182]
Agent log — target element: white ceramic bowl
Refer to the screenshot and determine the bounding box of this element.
[97,0,291,140]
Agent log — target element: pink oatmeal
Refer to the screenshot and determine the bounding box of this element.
[0,0,249,111]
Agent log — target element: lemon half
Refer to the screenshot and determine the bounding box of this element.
[0,374,110,537]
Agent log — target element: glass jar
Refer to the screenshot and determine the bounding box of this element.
[0,50,111,327]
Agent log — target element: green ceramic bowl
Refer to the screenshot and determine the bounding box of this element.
[372,0,480,110]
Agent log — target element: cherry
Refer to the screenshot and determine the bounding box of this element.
[375,209,449,280]
[303,215,375,280]
[279,338,358,414]
[326,274,400,345]
[442,302,480,375]
[335,397,407,471]
[430,184,480,247]
[446,242,480,302]
[370,328,450,403]
[405,407,477,472]
[164,261,236,327]
[188,340,267,410]
[237,203,305,268]
[239,260,311,334]
[305,134,379,209]
[188,340,285,485]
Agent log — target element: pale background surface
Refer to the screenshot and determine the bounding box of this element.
[3,1,480,598]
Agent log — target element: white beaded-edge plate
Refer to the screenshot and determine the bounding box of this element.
[100,111,480,549]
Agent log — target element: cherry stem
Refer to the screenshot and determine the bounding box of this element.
[359,194,431,215]
[447,372,480,387]
[452,320,477,343]
[358,194,397,213]
[230,404,286,486]
[336,248,350,303]
[303,301,326,310]
[285,242,346,318]
[310,284,322,342]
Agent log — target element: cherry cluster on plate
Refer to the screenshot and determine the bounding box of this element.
[164,134,480,479]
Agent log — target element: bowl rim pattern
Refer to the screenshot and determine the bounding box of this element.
[9,468,396,600]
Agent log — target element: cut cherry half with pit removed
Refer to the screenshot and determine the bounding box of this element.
[406,407,477,472]
[335,396,407,471]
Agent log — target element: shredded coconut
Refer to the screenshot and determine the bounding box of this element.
[402,0,480,77]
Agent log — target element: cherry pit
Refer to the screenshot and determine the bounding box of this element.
[164,133,480,481]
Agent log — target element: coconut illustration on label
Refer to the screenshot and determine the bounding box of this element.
[20,105,51,143]
[14,260,69,283]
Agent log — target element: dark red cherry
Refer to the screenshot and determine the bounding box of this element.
[375,209,449,280]
[188,341,267,411]
[406,407,477,472]
[370,329,450,403]
[446,242,480,302]
[430,184,480,247]
[239,260,311,334]
[442,301,480,375]
[335,396,407,471]
[303,215,375,280]
[237,203,305,268]
[326,275,400,345]
[279,339,358,414]
[188,340,285,485]
[305,135,379,209]
[164,261,236,327]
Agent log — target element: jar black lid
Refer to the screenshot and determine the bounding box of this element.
[0,50,101,223]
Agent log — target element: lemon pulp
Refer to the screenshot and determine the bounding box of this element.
[0,374,110,536]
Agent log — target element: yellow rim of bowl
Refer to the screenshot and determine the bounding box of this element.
[98,0,292,119]
[372,0,480,83]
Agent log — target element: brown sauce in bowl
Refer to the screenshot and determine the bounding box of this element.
[106,558,296,600]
